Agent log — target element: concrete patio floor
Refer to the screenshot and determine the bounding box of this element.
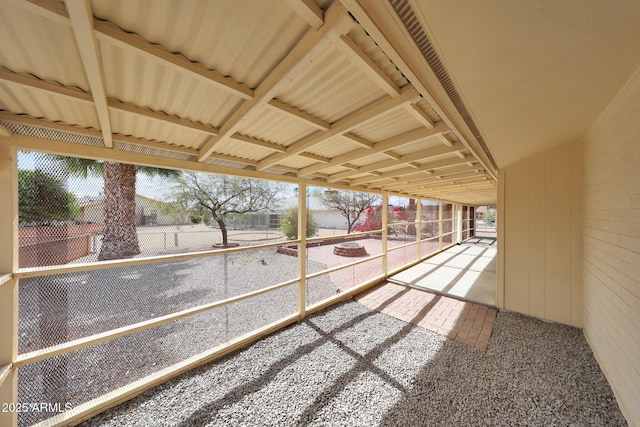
[389,239,497,306]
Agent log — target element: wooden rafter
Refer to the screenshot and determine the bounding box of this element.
[327,142,464,183]
[0,112,274,171]
[405,103,435,128]
[0,124,11,137]
[197,1,354,162]
[348,157,473,185]
[393,176,489,192]
[389,164,483,185]
[65,0,113,148]
[260,85,421,171]
[341,133,374,149]
[266,99,331,131]
[298,123,447,177]
[229,133,287,153]
[334,35,400,97]
[21,0,335,151]
[378,171,486,191]
[0,68,220,136]
[282,0,324,29]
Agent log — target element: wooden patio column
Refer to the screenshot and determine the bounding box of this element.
[382,192,388,278]
[297,182,307,319]
[0,146,19,427]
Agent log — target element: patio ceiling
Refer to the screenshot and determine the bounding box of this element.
[0,0,498,205]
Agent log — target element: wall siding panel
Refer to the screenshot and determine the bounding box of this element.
[500,141,582,327]
[503,164,530,314]
[582,66,640,426]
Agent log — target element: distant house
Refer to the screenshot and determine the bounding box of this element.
[279,195,350,230]
[75,194,188,226]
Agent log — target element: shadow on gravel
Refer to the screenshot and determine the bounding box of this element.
[79,299,626,427]
[377,312,627,426]
[175,295,442,427]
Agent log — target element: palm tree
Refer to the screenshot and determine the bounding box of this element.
[57,157,178,260]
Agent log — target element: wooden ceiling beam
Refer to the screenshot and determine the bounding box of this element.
[229,133,287,153]
[395,176,489,192]
[107,99,219,135]
[381,171,486,191]
[266,99,331,131]
[327,141,463,182]
[0,68,220,136]
[299,152,331,163]
[348,157,473,185]
[381,151,401,160]
[258,85,420,171]
[436,133,454,148]
[282,0,324,29]
[0,124,12,137]
[0,112,196,156]
[66,0,113,148]
[341,133,374,149]
[334,35,400,97]
[295,109,439,177]
[20,0,254,99]
[197,1,354,162]
[405,103,435,128]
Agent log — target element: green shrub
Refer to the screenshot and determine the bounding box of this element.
[279,207,318,239]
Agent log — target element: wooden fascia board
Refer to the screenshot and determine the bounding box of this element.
[197,1,354,162]
[260,85,420,171]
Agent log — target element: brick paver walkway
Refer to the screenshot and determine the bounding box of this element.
[355,282,497,350]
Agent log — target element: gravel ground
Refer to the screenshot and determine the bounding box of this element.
[17,250,335,426]
[81,301,626,427]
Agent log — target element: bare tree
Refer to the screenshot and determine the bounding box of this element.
[319,190,381,233]
[170,172,283,246]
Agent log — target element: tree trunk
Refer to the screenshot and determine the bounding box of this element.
[217,218,228,246]
[98,162,140,260]
[98,162,122,260]
[119,163,141,256]
[408,198,417,236]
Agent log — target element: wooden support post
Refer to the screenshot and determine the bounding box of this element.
[382,192,388,278]
[0,146,18,427]
[416,200,421,260]
[438,202,443,251]
[298,183,307,319]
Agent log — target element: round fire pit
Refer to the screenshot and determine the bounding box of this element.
[333,241,367,257]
